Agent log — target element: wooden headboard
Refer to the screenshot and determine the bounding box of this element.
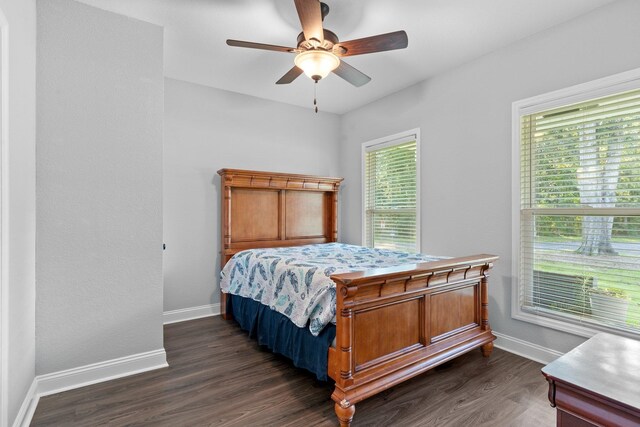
[218,169,343,265]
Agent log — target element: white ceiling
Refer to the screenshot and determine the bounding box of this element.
[78,0,616,114]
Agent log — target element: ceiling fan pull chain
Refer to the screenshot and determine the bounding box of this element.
[314,80,318,113]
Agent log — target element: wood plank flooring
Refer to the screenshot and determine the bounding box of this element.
[31,317,555,426]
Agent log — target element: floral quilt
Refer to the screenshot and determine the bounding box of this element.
[220,243,443,336]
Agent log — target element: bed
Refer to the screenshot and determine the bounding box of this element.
[218,168,498,427]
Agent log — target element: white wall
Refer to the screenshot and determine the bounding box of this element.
[163,78,341,312]
[339,0,640,354]
[0,0,36,424]
[36,0,164,374]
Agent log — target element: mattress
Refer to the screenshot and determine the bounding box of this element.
[220,243,444,336]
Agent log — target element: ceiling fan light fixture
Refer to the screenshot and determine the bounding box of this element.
[294,50,340,81]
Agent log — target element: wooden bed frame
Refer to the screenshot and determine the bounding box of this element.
[218,168,497,427]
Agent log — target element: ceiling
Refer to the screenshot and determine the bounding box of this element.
[78,0,616,114]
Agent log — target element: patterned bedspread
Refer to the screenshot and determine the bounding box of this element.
[220,243,443,336]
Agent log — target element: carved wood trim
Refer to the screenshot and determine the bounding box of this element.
[217,168,343,192]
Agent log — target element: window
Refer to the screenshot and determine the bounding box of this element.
[363,130,420,253]
[513,70,640,337]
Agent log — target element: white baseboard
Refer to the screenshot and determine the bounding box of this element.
[493,331,563,365]
[11,378,39,427]
[37,348,168,398]
[163,303,220,324]
[13,349,167,426]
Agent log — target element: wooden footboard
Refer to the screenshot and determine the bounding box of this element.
[328,254,498,426]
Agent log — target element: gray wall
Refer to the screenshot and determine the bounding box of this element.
[339,0,640,354]
[163,78,340,312]
[36,0,164,374]
[0,0,37,424]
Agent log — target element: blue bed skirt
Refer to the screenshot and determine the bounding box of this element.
[228,294,336,381]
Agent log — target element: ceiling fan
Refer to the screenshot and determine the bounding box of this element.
[226,0,408,89]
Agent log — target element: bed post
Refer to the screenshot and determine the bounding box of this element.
[330,183,340,242]
[335,401,356,427]
[480,262,494,357]
[331,279,356,427]
[220,173,233,320]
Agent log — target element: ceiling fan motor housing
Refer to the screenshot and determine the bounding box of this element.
[296,29,340,52]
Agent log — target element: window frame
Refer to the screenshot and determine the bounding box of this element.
[361,128,421,252]
[512,68,640,339]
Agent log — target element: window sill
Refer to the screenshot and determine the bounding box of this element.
[512,306,640,340]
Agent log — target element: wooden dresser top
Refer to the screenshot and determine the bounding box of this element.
[542,332,640,410]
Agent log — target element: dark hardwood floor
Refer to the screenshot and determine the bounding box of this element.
[31,317,555,426]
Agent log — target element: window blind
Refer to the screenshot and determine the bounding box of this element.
[519,88,640,335]
[364,137,418,253]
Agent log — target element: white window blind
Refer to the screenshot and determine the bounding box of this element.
[519,88,640,335]
[364,135,418,253]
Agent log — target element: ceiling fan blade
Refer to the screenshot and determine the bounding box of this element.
[334,31,408,56]
[276,66,304,84]
[332,61,371,87]
[226,39,295,53]
[294,0,324,43]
